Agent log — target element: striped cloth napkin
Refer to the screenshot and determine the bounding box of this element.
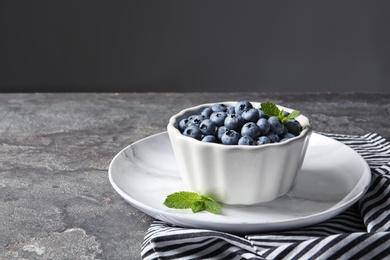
[141,133,390,259]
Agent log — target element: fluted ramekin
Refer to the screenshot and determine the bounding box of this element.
[167,101,312,205]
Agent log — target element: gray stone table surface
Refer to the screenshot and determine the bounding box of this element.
[1,92,390,259]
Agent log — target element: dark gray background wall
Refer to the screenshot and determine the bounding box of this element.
[0,1,389,93]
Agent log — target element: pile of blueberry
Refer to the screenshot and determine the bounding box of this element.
[177,101,303,145]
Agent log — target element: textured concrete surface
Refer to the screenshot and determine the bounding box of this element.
[1,92,389,259]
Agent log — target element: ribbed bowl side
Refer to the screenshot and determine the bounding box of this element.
[167,101,312,205]
[168,126,311,205]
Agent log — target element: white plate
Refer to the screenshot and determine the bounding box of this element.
[108,132,371,234]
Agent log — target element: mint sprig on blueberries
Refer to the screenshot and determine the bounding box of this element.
[164,191,222,214]
[261,101,301,124]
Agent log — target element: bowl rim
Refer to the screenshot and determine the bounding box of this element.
[167,101,312,150]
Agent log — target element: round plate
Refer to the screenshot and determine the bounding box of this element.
[108,132,371,234]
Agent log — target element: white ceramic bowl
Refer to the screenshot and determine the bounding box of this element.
[167,101,312,205]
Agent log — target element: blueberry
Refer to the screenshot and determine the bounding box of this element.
[188,114,204,125]
[268,116,284,135]
[241,108,260,122]
[238,136,256,145]
[256,107,267,119]
[256,118,270,135]
[280,133,295,142]
[201,107,213,119]
[235,100,253,116]
[217,126,229,140]
[202,135,218,143]
[241,122,261,139]
[278,125,288,139]
[224,114,245,131]
[178,118,190,132]
[285,119,302,136]
[210,111,228,127]
[267,132,280,143]
[226,106,235,114]
[256,136,271,145]
[199,119,217,136]
[211,103,228,112]
[221,130,241,145]
[183,125,202,140]
[258,109,267,119]
[285,132,295,138]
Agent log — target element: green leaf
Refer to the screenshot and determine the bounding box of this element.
[278,109,286,121]
[200,194,222,214]
[200,194,216,201]
[203,199,222,214]
[164,191,222,214]
[261,102,280,117]
[262,101,302,124]
[163,191,202,209]
[191,200,205,213]
[287,110,301,120]
[282,110,301,123]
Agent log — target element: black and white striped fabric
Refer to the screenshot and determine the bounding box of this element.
[141,133,390,259]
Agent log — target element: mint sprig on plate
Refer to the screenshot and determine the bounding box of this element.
[261,101,301,123]
[164,191,222,214]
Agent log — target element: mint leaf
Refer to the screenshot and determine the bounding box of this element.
[163,191,202,209]
[261,101,301,124]
[261,102,280,117]
[201,194,222,214]
[287,110,301,120]
[203,199,222,214]
[200,194,215,201]
[282,110,301,123]
[191,200,205,213]
[278,109,286,120]
[164,191,222,214]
